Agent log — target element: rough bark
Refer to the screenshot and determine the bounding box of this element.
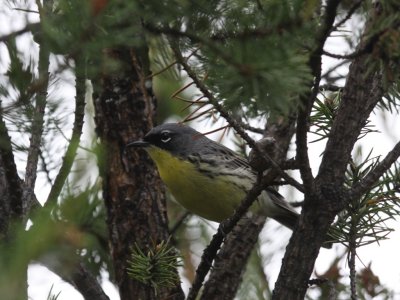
[200,216,266,300]
[0,110,23,239]
[200,117,296,299]
[93,47,184,300]
[272,14,385,300]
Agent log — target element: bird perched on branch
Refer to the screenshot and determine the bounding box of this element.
[127,123,300,230]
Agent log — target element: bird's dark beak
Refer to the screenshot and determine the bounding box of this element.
[126,140,150,148]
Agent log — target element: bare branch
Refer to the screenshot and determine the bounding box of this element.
[200,216,266,300]
[22,36,50,218]
[0,23,40,44]
[348,220,357,300]
[40,259,110,300]
[45,58,86,207]
[69,263,111,300]
[330,0,365,32]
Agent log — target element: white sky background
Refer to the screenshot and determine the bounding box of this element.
[1,1,400,299]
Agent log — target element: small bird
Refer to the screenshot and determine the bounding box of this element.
[127,123,300,230]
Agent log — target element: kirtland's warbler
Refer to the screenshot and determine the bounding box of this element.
[127,123,299,229]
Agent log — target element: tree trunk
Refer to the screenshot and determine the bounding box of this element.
[93,46,184,300]
[272,11,385,299]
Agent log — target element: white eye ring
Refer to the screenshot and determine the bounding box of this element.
[160,131,171,143]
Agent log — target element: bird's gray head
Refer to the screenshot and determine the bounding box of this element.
[127,123,209,158]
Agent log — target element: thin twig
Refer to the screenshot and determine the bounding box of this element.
[145,23,249,74]
[45,58,86,207]
[170,81,195,99]
[330,0,365,32]
[322,49,366,60]
[145,59,178,80]
[169,211,191,236]
[182,103,210,122]
[0,22,40,43]
[179,96,207,112]
[348,216,357,300]
[322,59,350,81]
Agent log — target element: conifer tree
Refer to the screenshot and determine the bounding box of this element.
[0,1,399,299]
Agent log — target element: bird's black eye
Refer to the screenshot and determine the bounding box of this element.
[160,130,172,143]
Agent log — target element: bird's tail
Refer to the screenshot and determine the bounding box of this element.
[260,188,299,230]
[270,208,299,230]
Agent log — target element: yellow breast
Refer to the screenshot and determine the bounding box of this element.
[146,147,251,222]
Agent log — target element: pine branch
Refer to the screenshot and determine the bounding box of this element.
[349,141,400,201]
[296,0,341,191]
[22,28,50,218]
[45,58,86,207]
[171,42,304,193]
[273,4,389,299]
[322,28,387,60]
[144,24,245,73]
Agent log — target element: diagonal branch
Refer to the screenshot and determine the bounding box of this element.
[200,215,266,300]
[171,42,304,193]
[349,141,400,201]
[45,58,86,207]
[22,30,50,218]
[330,0,364,32]
[0,22,41,44]
[69,263,110,300]
[186,173,264,300]
[39,247,110,300]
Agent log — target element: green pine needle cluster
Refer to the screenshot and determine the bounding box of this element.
[127,240,182,290]
[329,154,400,247]
[311,91,378,143]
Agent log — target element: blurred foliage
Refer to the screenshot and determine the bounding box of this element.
[56,183,111,280]
[237,245,271,300]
